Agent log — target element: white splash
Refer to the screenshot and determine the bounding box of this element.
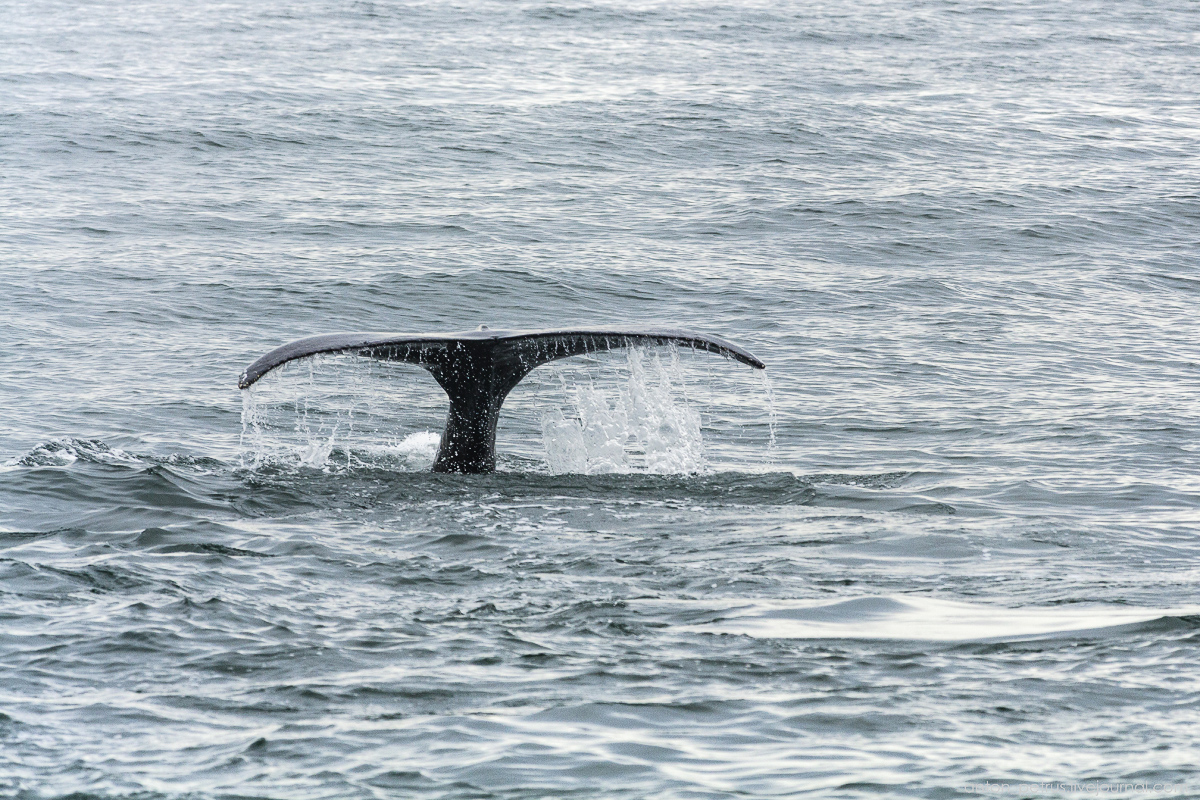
[239,345,772,473]
[238,354,446,470]
[355,430,442,470]
[759,368,777,464]
[389,429,442,459]
[540,347,705,474]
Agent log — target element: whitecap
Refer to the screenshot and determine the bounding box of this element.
[660,596,1200,642]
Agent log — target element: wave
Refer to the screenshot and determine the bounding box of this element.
[658,595,1200,643]
[1,438,825,536]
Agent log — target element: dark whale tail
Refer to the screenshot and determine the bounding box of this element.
[239,326,766,473]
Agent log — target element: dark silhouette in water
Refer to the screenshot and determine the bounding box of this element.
[240,326,765,473]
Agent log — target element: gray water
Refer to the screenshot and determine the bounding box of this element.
[2,0,1200,796]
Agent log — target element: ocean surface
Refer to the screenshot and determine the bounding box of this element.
[2,0,1199,796]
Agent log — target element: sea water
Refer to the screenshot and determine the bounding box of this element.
[1,0,1199,796]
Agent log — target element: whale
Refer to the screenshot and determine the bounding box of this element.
[239,326,766,473]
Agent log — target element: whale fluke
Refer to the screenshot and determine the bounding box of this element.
[239,327,765,473]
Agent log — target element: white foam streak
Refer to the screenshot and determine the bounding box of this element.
[667,596,1200,642]
[5,438,145,469]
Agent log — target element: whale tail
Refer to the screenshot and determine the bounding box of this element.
[239,326,766,473]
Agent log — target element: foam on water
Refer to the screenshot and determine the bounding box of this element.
[663,596,1200,642]
[5,438,146,469]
